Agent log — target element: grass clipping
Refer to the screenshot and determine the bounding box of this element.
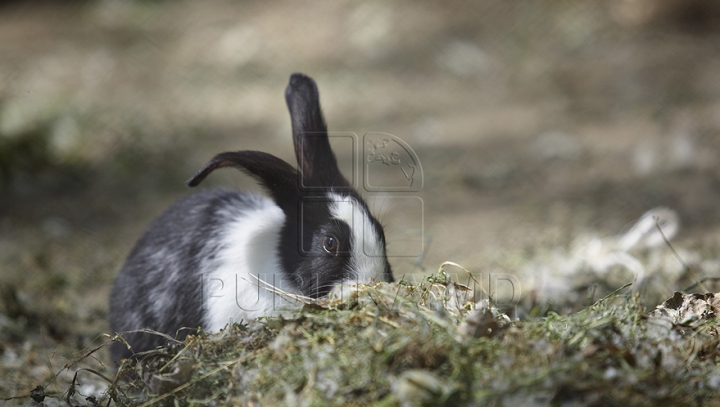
[103,272,720,406]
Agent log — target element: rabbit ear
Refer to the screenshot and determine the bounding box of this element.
[285,73,346,188]
[187,151,299,210]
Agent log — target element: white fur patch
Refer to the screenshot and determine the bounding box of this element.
[326,192,386,284]
[204,195,300,332]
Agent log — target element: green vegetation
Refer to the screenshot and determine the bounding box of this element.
[12,272,718,407]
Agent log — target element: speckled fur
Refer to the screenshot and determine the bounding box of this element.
[109,189,270,360]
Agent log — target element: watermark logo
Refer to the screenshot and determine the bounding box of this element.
[201,133,520,314]
[297,132,425,258]
[202,271,521,314]
[364,132,423,192]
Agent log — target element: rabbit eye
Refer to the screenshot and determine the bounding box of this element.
[322,235,339,254]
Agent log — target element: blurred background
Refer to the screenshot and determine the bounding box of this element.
[1,0,720,397]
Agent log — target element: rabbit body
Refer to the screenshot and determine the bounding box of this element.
[110,74,393,361]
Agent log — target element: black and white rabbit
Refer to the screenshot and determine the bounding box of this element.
[109,73,394,362]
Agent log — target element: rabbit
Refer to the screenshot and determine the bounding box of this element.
[109,73,394,362]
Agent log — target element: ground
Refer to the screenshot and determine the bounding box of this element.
[1,0,720,405]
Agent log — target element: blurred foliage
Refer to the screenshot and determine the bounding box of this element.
[0,122,53,187]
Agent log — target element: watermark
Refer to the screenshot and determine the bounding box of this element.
[201,272,522,314]
[296,132,425,258]
[201,133,522,316]
[297,132,424,192]
[363,132,423,192]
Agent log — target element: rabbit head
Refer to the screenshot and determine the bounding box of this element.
[186,73,394,298]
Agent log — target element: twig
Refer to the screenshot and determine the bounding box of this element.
[244,274,316,304]
[683,277,720,292]
[654,216,708,293]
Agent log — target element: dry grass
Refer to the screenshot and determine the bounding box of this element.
[6,271,720,407]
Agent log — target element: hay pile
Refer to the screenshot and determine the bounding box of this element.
[10,271,720,406]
